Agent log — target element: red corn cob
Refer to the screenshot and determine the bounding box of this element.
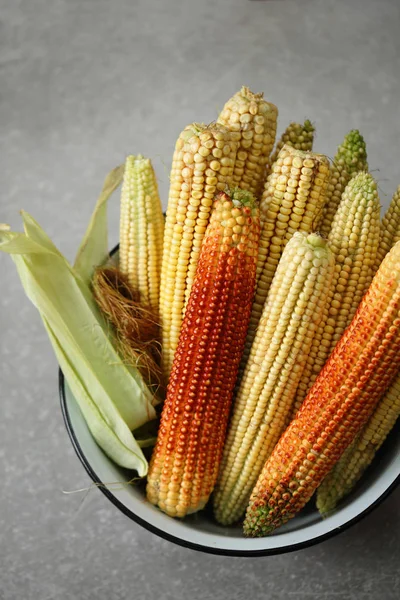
[243,240,400,537]
[147,189,260,518]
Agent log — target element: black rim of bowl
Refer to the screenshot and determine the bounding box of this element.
[59,372,400,556]
[58,244,400,556]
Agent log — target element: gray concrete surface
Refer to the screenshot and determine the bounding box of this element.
[1,0,400,598]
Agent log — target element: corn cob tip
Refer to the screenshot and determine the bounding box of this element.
[217,87,278,198]
[126,153,145,161]
[291,231,331,256]
[240,85,265,101]
[336,129,368,167]
[279,143,328,164]
[341,171,379,203]
[305,232,326,248]
[124,154,150,170]
[236,86,278,116]
[243,505,275,537]
[265,120,316,184]
[180,122,208,141]
[303,119,314,132]
[225,187,257,210]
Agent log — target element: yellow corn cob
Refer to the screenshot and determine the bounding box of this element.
[119,155,164,313]
[374,184,400,270]
[241,146,330,371]
[147,189,260,518]
[319,130,368,237]
[291,172,381,416]
[267,119,315,176]
[159,123,237,378]
[317,370,400,515]
[217,86,278,198]
[244,240,400,537]
[213,232,335,525]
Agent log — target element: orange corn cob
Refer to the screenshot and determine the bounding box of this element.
[147,189,260,518]
[317,370,400,514]
[243,240,400,537]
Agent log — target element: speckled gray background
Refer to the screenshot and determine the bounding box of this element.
[1,1,400,598]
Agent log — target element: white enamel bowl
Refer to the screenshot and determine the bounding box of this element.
[59,246,400,555]
[59,373,400,556]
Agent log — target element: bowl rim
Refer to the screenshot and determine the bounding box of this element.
[59,370,400,557]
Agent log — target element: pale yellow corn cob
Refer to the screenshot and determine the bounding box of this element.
[241,146,330,371]
[317,370,400,515]
[217,86,278,198]
[319,130,368,237]
[374,184,400,270]
[213,232,335,525]
[159,123,237,378]
[119,155,164,313]
[292,172,381,416]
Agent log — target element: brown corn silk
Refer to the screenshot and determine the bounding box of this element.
[92,267,162,391]
[243,240,400,537]
[147,189,260,518]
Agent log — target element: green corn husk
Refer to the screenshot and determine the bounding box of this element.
[0,167,159,477]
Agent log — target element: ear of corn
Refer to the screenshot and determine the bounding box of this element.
[243,240,400,537]
[312,184,400,511]
[213,232,335,526]
[374,184,400,270]
[319,130,368,238]
[241,146,330,372]
[217,86,278,198]
[0,212,158,476]
[291,172,381,416]
[147,189,260,518]
[159,123,238,379]
[119,155,164,314]
[316,370,400,515]
[266,119,315,177]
